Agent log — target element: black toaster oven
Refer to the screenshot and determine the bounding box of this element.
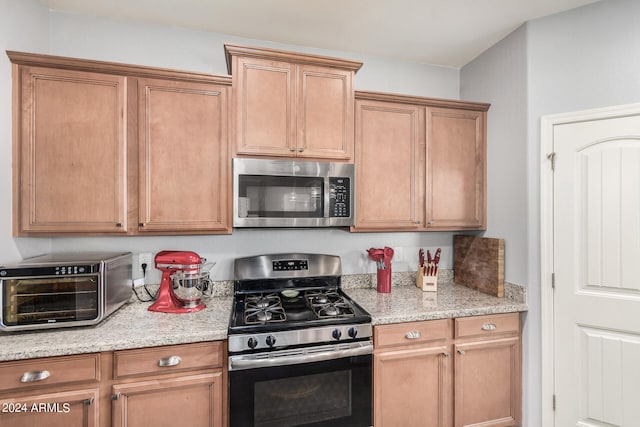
[0,252,132,332]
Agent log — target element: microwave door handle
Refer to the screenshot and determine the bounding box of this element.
[324,176,331,218]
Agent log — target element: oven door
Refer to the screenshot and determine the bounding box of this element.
[229,342,372,427]
[1,274,101,331]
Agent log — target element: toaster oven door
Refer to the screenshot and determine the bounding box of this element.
[1,275,100,329]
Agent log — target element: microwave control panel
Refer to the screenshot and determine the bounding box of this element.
[329,177,351,218]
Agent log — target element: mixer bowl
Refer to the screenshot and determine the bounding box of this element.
[171,270,210,307]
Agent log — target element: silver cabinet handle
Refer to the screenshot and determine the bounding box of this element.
[458,350,465,356]
[405,330,421,340]
[157,355,182,367]
[481,323,497,331]
[289,147,296,152]
[298,147,305,152]
[20,370,50,383]
[442,352,451,358]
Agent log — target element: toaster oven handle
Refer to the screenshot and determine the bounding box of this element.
[229,342,373,371]
[20,370,50,383]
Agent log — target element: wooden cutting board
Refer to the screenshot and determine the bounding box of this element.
[454,235,505,297]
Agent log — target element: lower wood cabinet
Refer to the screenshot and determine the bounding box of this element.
[0,341,226,427]
[112,373,223,427]
[373,313,521,427]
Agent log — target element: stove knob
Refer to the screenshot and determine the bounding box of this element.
[265,335,276,347]
[348,327,358,338]
[247,337,258,349]
[332,329,342,340]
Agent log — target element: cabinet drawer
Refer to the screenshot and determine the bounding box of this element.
[0,353,100,392]
[374,319,452,349]
[113,342,223,379]
[455,313,520,339]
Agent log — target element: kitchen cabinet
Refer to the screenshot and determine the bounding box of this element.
[353,91,489,232]
[355,98,424,229]
[11,63,128,234]
[112,342,225,427]
[373,313,521,427]
[374,319,453,427]
[225,44,362,160]
[426,107,486,230]
[136,77,230,233]
[453,314,521,427]
[0,353,101,427]
[0,341,227,427]
[8,51,232,236]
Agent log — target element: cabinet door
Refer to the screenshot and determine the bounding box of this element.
[233,57,296,156]
[354,100,424,230]
[137,78,230,233]
[0,388,98,427]
[454,337,521,427]
[374,346,452,427]
[425,107,486,230]
[297,65,353,159]
[16,66,127,234]
[112,372,223,427]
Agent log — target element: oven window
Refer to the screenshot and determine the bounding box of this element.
[229,355,371,427]
[2,277,99,326]
[237,175,324,218]
[254,371,351,427]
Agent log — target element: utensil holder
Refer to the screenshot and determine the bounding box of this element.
[417,270,437,292]
[377,267,391,293]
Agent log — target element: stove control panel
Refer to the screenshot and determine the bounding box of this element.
[229,323,373,353]
[272,259,308,271]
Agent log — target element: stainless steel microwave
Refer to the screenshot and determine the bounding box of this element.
[0,252,132,332]
[233,158,355,228]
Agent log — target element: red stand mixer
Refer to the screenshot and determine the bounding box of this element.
[148,250,212,314]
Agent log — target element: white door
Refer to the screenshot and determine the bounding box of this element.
[551,111,640,426]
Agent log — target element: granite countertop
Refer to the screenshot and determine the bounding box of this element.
[0,296,233,362]
[344,282,528,325]
[0,271,527,362]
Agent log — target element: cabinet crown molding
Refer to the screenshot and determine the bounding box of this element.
[356,90,490,111]
[6,50,232,85]
[223,43,363,74]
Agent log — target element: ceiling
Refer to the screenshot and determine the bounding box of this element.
[39,0,600,67]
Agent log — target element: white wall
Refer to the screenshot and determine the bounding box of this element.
[460,0,640,425]
[0,0,51,263]
[460,24,532,424]
[1,7,462,282]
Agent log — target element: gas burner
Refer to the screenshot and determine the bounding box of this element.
[244,293,286,324]
[305,290,356,318]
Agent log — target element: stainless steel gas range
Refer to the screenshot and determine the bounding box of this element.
[228,253,372,427]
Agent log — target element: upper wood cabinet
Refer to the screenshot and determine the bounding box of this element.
[8,51,232,236]
[12,64,128,234]
[136,77,230,233]
[355,99,424,229]
[225,44,362,160]
[426,107,486,230]
[353,91,489,232]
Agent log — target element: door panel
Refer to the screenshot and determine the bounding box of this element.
[553,114,640,427]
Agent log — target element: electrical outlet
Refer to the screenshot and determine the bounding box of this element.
[136,252,153,279]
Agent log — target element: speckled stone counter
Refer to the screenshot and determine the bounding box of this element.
[0,296,232,362]
[344,281,527,325]
[0,270,527,362]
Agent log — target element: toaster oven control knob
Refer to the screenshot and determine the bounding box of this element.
[348,327,358,338]
[265,335,276,347]
[247,337,258,349]
[332,329,342,340]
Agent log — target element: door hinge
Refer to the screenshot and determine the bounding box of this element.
[551,272,555,289]
[553,394,556,411]
[547,152,556,171]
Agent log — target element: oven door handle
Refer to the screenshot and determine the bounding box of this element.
[229,342,373,371]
